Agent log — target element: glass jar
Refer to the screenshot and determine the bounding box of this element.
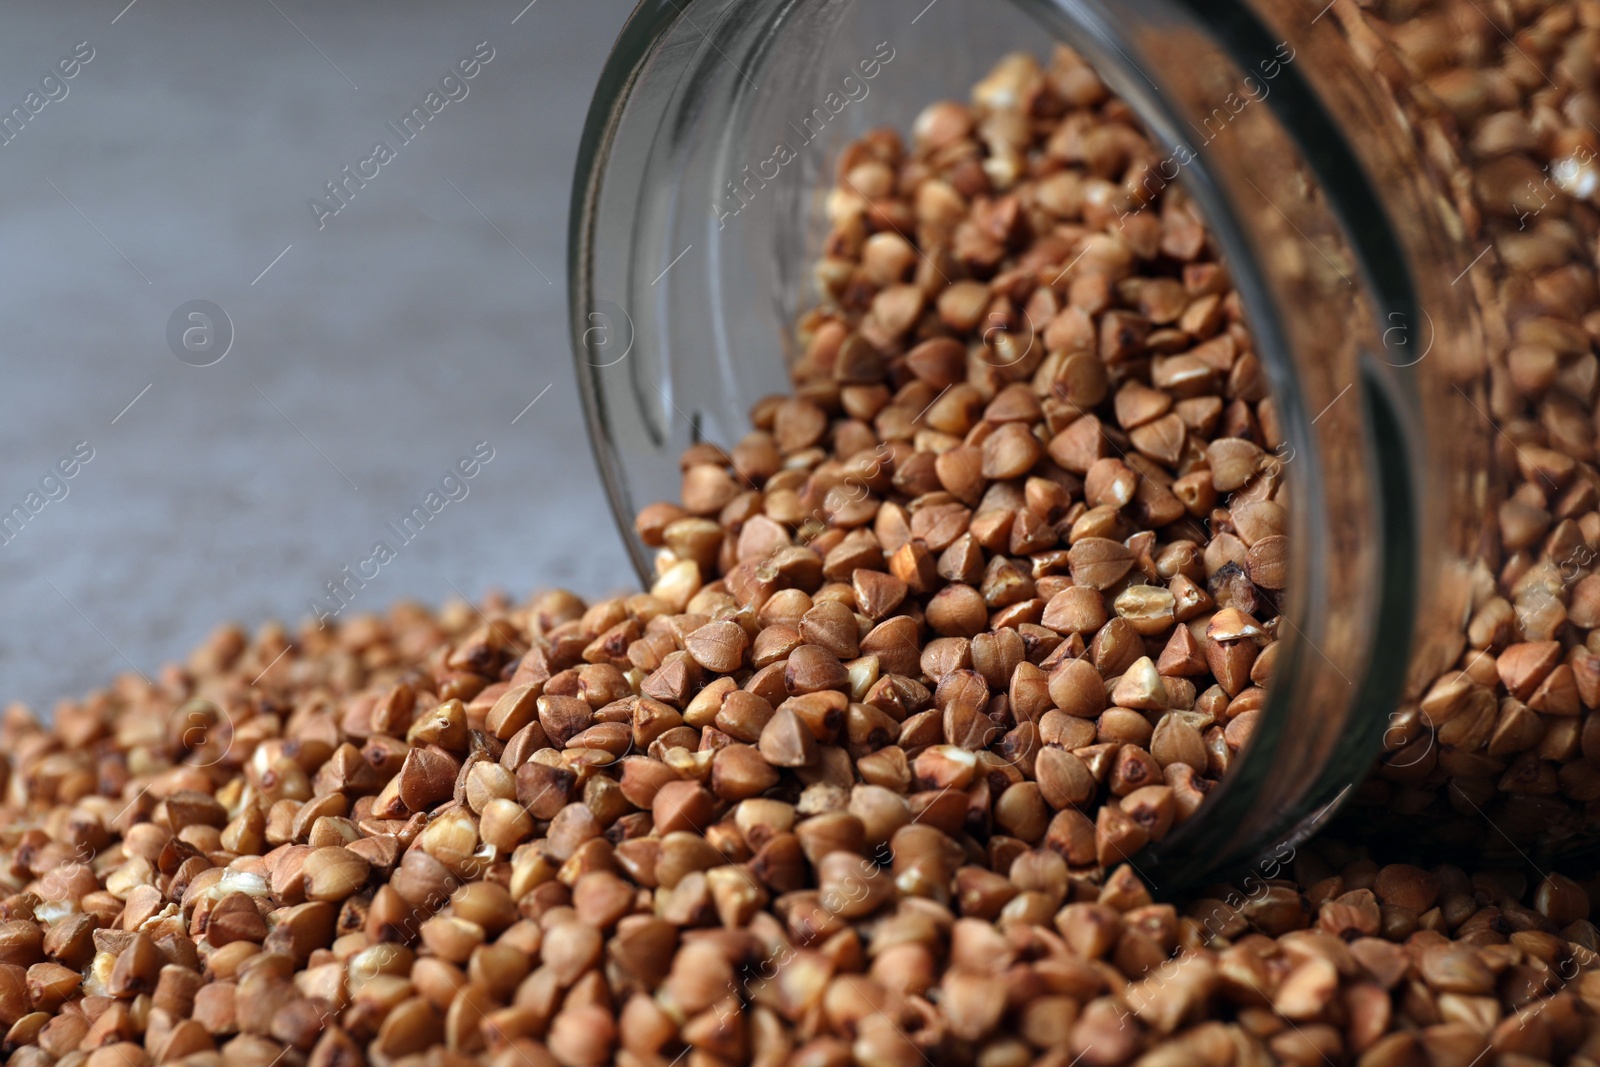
[569,0,1600,887]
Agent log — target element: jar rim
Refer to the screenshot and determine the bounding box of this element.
[567,0,688,582]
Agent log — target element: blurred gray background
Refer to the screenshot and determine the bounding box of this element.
[0,1,638,711]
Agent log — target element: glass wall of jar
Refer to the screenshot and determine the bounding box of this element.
[569,0,1598,886]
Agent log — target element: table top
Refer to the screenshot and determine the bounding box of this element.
[0,1,639,713]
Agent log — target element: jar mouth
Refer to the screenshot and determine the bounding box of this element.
[570,0,1427,888]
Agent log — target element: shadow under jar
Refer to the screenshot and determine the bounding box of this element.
[570,0,1600,888]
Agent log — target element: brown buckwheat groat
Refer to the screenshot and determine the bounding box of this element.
[638,45,1289,865]
[7,31,1600,1067]
[4,586,1600,1067]
[1341,0,1600,854]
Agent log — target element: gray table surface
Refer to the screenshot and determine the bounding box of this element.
[0,1,640,713]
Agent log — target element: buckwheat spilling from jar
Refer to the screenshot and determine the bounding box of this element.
[1343,0,1600,853]
[4,597,1600,1067]
[4,37,1600,1067]
[640,46,1291,875]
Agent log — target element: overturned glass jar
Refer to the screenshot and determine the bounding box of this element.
[570,0,1600,886]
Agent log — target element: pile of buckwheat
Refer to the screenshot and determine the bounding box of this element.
[3,596,1597,1067]
[5,24,1600,1067]
[1345,0,1600,859]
